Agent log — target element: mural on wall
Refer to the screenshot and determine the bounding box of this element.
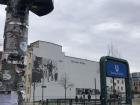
[32,56,58,84]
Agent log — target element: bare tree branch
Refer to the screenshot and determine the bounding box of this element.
[107,42,121,58]
[58,73,74,99]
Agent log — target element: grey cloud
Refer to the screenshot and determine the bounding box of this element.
[0,0,140,72]
[99,0,140,25]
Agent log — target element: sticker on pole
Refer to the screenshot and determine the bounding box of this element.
[20,41,27,52]
[3,71,12,80]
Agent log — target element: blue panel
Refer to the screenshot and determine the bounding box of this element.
[106,60,128,78]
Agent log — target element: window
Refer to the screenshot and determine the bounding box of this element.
[27,87,30,94]
[111,86,113,91]
[110,79,113,83]
[135,87,137,90]
[117,80,119,84]
[122,80,124,84]
[26,99,28,102]
[121,87,123,91]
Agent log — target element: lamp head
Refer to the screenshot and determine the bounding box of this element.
[0,0,54,16]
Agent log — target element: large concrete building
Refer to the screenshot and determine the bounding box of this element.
[25,41,100,102]
[25,41,126,102]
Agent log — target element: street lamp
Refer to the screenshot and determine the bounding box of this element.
[41,64,47,105]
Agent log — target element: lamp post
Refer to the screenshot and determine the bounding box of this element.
[94,78,97,105]
[0,0,54,105]
[70,87,71,98]
[41,74,47,105]
[41,64,47,105]
[42,83,46,105]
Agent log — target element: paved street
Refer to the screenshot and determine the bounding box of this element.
[132,98,140,105]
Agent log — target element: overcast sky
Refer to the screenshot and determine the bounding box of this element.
[0,0,140,72]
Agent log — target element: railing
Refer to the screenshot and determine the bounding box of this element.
[24,99,101,105]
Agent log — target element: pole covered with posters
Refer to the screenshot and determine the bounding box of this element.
[1,1,29,105]
[0,0,54,105]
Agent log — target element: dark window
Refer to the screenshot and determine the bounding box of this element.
[111,86,113,91]
[27,87,30,94]
[110,79,113,83]
[117,80,119,84]
[122,80,124,84]
[121,87,123,91]
[135,87,137,90]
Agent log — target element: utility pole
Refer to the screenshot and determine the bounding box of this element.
[0,0,54,105]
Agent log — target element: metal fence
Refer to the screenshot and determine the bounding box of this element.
[24,99,101,105]
[24,98,129,105]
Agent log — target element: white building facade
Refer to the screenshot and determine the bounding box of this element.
[25,41,126,102]
[26,41,100,102]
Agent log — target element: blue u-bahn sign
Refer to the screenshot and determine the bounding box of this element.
[100,56,132,105]
[106,60,128,78]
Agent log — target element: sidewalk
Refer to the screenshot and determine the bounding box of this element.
[132,98,140,105]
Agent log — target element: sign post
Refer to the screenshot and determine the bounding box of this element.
[100,56,132,105]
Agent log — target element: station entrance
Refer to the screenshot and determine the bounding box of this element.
[100,56,132,105]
